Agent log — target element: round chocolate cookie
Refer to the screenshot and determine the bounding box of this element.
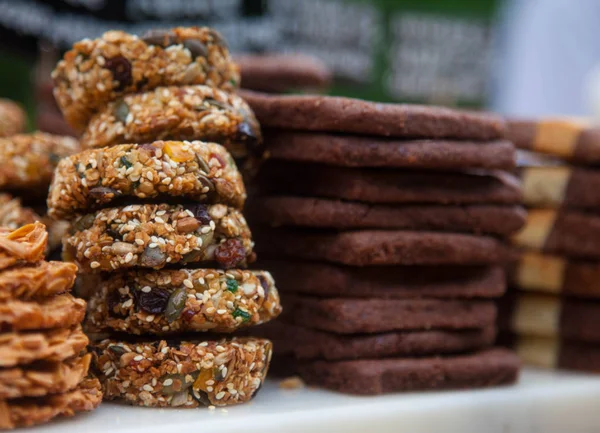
[240,90,505,140]
[250,196,525,237]
[93,336,271,407]
[53,27,239,130]
[262,130,515,170]
[48,140,246,220]
[63,203,254,272]
[86,268,281,334]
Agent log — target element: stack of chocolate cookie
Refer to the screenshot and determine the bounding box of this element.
[0,222,100,429]
[501,119,600,372]
[241,91,522,394]
[47,27,281,408]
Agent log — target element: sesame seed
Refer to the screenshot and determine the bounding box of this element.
[215,391,226,400]
[216,345,226,352]
[208,405,216,411]
[207,386,214,392]
[122,299,133,308]
[198,277,205,285]
[183,279,194,288]
[146,315,155,322]
[142,384,153,392]
[163,378,173,386]
[134,355,143,361]
[216,309,227,315]
[90,261,101,269]
[142,286,151,293]
[135,238,145,245]
[155,217,165,224]
[206,307,216,314]
[149,243,158,248]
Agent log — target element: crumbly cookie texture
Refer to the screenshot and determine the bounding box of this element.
[81,85,263,168]
[63,203,254,272]
[0,222,48,271]
[52,27,240,130]
[0,354,90,399]
[48,140,245,220]
[0,133,80,193]
[93,337,271,407]
[0,195,40,230]
[0,378,102,430]
[0,294,86,332]
[0,99,26,138]
[86,268,281,334]
[0,261,77,302]
[0,326,89,367]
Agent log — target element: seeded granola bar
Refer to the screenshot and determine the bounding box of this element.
[0,99,26,138]
[0,354,90,399]
[93,336,271,407]
[63,203,254,272]
[48,140,246,220]
[0,378,102,429]
[0,261,77,302]
[0,133,80,194]
[0,222,47,271]
[53,27,239,130]
[0,294,86,331]
[0,326,88,367]
[81,85,263,171]
[86,268,281,334]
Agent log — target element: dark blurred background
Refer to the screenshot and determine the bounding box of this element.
[0,0,597,130]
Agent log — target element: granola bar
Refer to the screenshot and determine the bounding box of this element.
[0,354,90,399]
[0,325,88,367]
[93,336,271,407]
[0,378,101,430]
[0,222,47,271]
[81,85,263,172]
[52,27,240,130]
[0,294,86,331]
[0,99,26,138]
[0,261,77,301]
[0,133,80,193]
[0,195,39,230]
[63,203,254,272]
[86,268,281,334]
[48,140,246,220]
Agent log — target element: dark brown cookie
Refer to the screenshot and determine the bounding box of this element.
[260,260,505,298]
[250,196,526,236]
[239,90,505,140]
[292,348,519,395]
[263,130,515,169]
[510,251,600,299]
[513,209,600,259]
[520,166,600,211]
[501,333,600,372]
[237,54,331,93]
[508,119,600,165]
[281,295,496,334]
[255,321,495,361]
[498,292,600,343]
[254,229,511,266]
[258,161,522,205]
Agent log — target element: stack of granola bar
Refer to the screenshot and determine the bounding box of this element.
[242,91,522,394]
[48,27,281,408]
[0,222,100,429]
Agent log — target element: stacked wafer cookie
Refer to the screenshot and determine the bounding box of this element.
[242,91,522,395]
[500,119,600,372]
[0,222,100,429]
[48,27,281,408]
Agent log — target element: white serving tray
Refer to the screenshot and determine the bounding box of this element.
[26,368,600,433]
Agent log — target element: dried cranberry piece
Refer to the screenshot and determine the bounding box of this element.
[139,143,157,156]
[104,56,132,91]
[214,238,246,269]
[209,152,227,168]
[136,288,170,314]
[187,204,211,225]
